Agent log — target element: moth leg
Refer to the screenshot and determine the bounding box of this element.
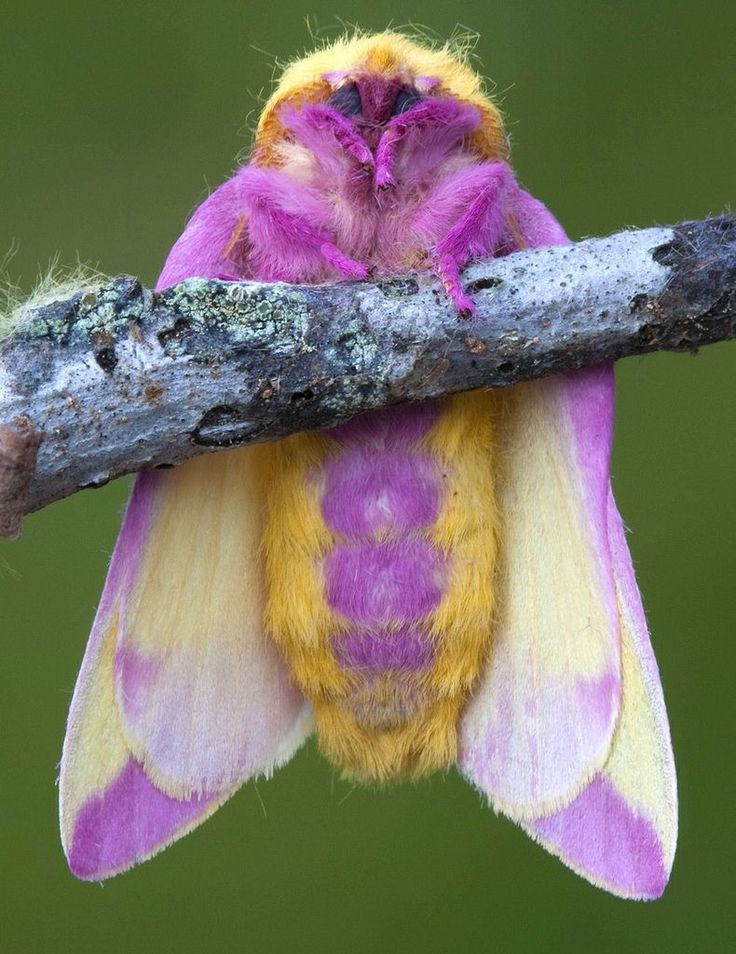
[375,98,480,189]
[431,162,517,315]
[281,104,374,171]
[237,166,369,281]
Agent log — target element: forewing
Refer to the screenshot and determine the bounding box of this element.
[60,449,311,880]
[459,188,675,896]
[520,491,677,900]
[459,368,621,816]
[156,174,247,287]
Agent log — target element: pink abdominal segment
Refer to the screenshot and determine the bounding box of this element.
[322,447,441,538]
[334,627,434,671]
[321,404,443,700]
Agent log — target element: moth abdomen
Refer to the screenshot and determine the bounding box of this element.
[263,393,498,781]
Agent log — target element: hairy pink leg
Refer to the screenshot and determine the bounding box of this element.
[432,163,515,315]
[318,241,371,279]
[283,104,374,169]
[375,98,480,189]
[239,167,369,281]
[263,204,368,278]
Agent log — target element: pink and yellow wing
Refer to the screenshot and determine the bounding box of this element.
[460,369,622,814]
[519,489,677,899]
[60,449,311,880]
[459,191,676,898]
[156,174,247,287]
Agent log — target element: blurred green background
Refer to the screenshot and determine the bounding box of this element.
[1,1,734,952]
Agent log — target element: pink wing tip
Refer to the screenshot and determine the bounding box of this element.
[528,776,670,900]
[66,758,213,881]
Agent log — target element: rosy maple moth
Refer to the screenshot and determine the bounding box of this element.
[59,31,677,899]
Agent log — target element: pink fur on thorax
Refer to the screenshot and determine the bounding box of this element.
[169,100,522,288]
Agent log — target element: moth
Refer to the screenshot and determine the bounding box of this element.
[59,32,677,898]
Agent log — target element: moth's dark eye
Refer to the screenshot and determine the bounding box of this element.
[328,83,362,116]
[391,87,422,115]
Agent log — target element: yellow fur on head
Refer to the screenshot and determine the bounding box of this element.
[254,31,508,165]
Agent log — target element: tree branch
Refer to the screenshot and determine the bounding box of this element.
[1,216,734,535]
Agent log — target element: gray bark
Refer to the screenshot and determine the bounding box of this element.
[0,216,734,536]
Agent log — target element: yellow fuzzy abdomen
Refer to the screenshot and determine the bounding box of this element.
[260,390,499,782]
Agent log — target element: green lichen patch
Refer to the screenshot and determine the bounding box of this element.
[331,316,380,372]
[65,278,146,344]
[158,280,314,360]
[0,264,111,343]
